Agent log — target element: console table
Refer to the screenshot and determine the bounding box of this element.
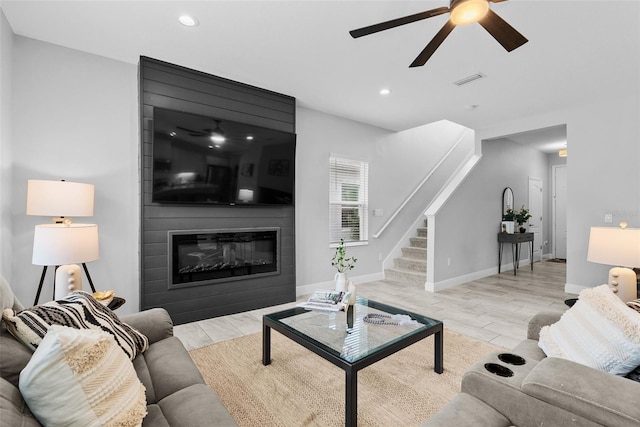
[498,232,534,276]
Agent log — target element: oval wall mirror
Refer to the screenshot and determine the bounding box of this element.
[502,187,514,216]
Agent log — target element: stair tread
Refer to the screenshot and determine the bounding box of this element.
[386,267,426,277]
[394,256,427,263]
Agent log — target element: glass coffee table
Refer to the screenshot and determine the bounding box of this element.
[262,297,443,426]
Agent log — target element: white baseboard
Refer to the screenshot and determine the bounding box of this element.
[425,259,531,292]
[296,272,384,298]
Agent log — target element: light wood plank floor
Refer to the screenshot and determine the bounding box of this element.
[174,260,571,351]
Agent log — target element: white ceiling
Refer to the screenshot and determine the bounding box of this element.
[489,124,567,153]
[2,0,638,140]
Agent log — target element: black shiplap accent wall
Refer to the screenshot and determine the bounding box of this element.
[139,57,296,325]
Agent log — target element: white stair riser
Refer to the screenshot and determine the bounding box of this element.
[385,268,426,286]
[409,237,427,249]
[401,246,426,259]
[394,257,426,272]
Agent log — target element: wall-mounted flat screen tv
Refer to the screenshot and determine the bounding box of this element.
[152,107,295,206]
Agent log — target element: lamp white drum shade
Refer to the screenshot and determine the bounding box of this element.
[32,224,99,266]
[587,227,640,268]
[26,180,94,217]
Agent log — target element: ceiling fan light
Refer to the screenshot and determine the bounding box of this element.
[450,0,489,26]
[178,15,199,27]
[210,134,226,143]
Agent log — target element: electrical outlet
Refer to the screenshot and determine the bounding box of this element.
[604,213,613,223]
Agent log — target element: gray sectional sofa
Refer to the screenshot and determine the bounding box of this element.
[0,278,237,426]
[424,311,640,426]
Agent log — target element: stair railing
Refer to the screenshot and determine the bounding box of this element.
[373,129,471,239]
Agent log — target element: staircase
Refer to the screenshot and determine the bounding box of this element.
[384,226,427,286]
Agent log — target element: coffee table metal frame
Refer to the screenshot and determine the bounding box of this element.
[262,298,443,427]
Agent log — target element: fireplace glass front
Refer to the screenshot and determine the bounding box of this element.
[168,228,279,288]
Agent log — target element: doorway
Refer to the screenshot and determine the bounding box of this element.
[528,177,543,262]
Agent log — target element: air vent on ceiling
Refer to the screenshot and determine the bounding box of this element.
[453,72,486,86]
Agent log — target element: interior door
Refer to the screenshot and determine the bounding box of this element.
[528,177,543,262]
[553,165,567,259]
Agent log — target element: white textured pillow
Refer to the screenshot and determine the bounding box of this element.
[539,284,640,375]
[19,325,147,426]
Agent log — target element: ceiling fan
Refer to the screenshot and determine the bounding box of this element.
[177,120,226,143]
[349,0,528,67]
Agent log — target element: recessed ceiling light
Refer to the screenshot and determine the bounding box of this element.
[379,88,391,95]
[178,15,199,27]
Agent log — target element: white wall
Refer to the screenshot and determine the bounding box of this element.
[295,108,471,292]
[0,10,13,283]
[11,37,140,312]
[476,95,640,294]
[431,138,549,288]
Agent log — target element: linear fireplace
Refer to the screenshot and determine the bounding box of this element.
[168,228,280,289]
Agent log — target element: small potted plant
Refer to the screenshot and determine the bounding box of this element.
[515,206,532,233]
[501,208,516,233]
[502,208,516,222]
[331,238,357,291]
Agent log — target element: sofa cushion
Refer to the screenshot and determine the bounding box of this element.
[0,377,40,427]
[421,392,512,427]
[522,357,640,426]
[2,291,148,360]
[138,336,206,402]
[0,276,34,387]
[0,333,33,388]
[155,383,237,427]
[538,284,640,375]
[19,325,147,426]
[0,276,24,315]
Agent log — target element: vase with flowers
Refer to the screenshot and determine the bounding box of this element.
[515,206,532,233]
[331,238,357,292]
[501,208,517,233]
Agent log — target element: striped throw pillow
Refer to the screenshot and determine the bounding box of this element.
[2,291,147,360]
[627,299,640,314]
[20,325,147,426]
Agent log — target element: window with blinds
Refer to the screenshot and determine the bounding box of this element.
[329,155,369,245]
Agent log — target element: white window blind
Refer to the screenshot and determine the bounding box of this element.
[329,155,369,245]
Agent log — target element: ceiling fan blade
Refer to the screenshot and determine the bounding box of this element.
[176,126,207,136]
[350,6,449,38]
[478,8,528,52]
[409,20,456,67]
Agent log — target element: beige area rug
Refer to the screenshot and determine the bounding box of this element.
[189,329,502,427]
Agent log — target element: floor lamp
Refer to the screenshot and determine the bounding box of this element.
[32,223,99,304]
[587,223,640,302]
[27,179,98,305]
